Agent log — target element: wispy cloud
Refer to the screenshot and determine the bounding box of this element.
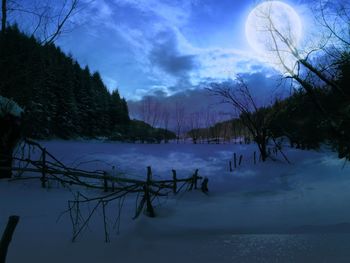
[115,0,198,27]
[57,0,296,100]
[128,70,290,127]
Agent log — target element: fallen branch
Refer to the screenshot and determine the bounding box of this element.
[0,216,20,263]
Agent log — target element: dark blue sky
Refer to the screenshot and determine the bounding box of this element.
[50,0,313,101]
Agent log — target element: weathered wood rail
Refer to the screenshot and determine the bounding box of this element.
[0,216,19,263]
[0,139,209,242]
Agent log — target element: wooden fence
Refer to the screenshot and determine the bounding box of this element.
[0,138,208,218]
[228,144,289,172]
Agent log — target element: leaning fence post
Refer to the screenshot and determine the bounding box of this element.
[0,215,20,263]
[238,155,243,166]
[193,169,199,189]
[172,169,177,194]
[41,148,47,188]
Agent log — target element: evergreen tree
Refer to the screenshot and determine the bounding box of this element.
[0,26,131,139]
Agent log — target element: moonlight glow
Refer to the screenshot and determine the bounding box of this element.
[245,1,303,56]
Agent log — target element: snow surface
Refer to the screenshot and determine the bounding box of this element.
[1,141,350,262]
[0,96,23,117]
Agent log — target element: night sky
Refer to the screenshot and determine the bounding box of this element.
[53,1,313,97]
[12,0,321,113]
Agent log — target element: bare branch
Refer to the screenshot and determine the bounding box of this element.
[42,0,78,45]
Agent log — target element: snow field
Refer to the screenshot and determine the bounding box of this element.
[1,141,350,262]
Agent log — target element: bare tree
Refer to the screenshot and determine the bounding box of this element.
[188,112,202,144]
[219,115,231,143]
[1,0,80,45]
[160,106,170,143]
[138,96,161,127]
[138,97,149,124]
[252,0,350,158]
[174,101,185,144]
[203,108,217,143]
[208,110,220,144]
[253,0,349,109]
[210,76,275,161]
[315,0,350,52]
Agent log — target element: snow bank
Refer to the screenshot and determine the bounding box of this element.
[0,96,23,117]
[1,141,350,262]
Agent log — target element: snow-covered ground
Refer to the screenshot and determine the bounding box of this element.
[1,141,350,262]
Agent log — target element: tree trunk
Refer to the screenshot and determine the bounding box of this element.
[255,134,268,162]
[261,140,267,162]
[0,152,13,179]
[0,115,21,179]
[1,0,6,33]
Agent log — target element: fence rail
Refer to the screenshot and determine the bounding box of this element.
[0,139,209,242]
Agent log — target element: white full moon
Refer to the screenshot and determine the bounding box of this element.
[245,1,303,56]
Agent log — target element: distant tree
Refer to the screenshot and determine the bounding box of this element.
[138,96,161,127]
[210,111,222,143]
[110,89,130,130]
[0,27,131,139]
[114,119,175,144]
[174,101,185,143]
[187,112,202,144]
[160,107,170,143]
[204,109,219,143]
[268,92,326,149]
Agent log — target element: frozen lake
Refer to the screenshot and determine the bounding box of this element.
[1,141,350,262]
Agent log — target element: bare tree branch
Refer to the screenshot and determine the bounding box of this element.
[42,0,78,45]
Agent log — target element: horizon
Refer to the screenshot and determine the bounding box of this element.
[2,0,348,133]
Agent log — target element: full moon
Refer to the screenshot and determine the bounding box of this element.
[245,1,303,56]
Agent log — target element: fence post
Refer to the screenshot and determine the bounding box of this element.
[0,215,20,263]
[147,166,152,182]
[143,184,155,217]
[201,177,209,193]
[193,169,199,189]
[145,166,155,217]
[253,151,256,165]
[234,153,237,168]
[239,155,243,166]
[229,161,232,172]
[103,172,108,192]
[111,166,115,192]
[41,148,47,188]
[172,169,177,194]
[144,166,155,217]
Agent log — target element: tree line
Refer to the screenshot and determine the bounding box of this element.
[0,25,131,139]
[206,51,350,160]
[205,0,350,161]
